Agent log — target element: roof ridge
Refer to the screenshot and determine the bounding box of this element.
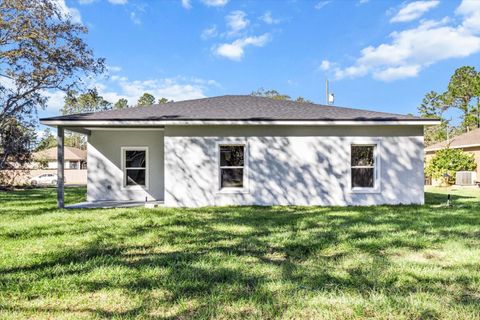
[41,94,435,123]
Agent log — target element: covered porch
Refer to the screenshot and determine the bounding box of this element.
[53,125,165,209]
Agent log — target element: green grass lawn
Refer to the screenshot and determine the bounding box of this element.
[1,187,480,319]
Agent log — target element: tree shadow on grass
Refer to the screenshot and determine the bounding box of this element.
[425,191,477,205]
[0,187,86,217]
[1,189,480,318]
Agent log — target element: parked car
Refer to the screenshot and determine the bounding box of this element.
[30,173,63,186]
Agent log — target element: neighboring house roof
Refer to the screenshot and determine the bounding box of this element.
[33,147,87,161]
[425,127,480,152]
[40,95,437,125]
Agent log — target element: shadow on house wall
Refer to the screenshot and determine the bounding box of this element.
[165,126,424,207]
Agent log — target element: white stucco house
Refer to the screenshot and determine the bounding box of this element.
[40,95,440,208]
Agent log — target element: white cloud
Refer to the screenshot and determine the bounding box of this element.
[181,0,192,9]
[79,0,127,5]
[260,11,280,25]
[102,77,213,103]
[201,0,229,7]
[373,65,421,81]
[52,0,82,24]
[5,68,216,115]
[390,1,439,23]
[130,11,141,24]
[43,90,67,113]
[319,60,332,71]
[107,65,122,73]
[457,0,480,34]
[330,0,480,81]
[201,25,218,39]
[314,1,331,10]
[226,10,249,35]
[43,75,218,113]
[68,8,82,24]
[214,34,270,61]
[35,128,50,139]
[0,76,66,114]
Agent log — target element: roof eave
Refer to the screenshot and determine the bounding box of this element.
[40,119,441,127]
[425,143,480,152]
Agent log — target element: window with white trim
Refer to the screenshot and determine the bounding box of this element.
[219,145,245,189]
[351,145,377,189]
[123,147,148,187]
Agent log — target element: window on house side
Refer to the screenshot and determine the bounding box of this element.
[351,145,376,189]
[219,145,245,189]
[123,148,147,187]
[69,161,78,170]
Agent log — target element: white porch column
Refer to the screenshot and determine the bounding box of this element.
[57,126,64,208]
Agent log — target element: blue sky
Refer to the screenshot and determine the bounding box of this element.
[43,0,480,121]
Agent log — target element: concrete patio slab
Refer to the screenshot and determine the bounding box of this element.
[66,200,164,209]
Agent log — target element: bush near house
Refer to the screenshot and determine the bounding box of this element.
[426,148,476,184]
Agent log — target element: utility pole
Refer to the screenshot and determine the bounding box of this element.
[325,79,329,105]
[477,97,479,128]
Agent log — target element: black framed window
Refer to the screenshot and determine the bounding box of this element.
[124,149,147,187]
[219,145,245,188]
[351,145,376,188]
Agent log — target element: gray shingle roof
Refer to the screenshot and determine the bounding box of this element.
[33,146,86,161]
[41,95,432,122]
[425,127,480,151]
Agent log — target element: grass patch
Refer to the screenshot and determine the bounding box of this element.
[0,187,479,319]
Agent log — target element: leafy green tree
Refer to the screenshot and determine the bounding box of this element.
[60,89,110,150]
[137,93,155,106]
[0,118,35,170]
[35,129,57,151]
[295,96,313,103]
[251,88,291,100]
[62,89,111,115]
[36,127,87,150]
[425,148,476,184]
[0,0,104,170]
[251,88,312,103]
[443,66,480,132]
[417,91,449,146]
[114,98,129,109]
[65,133,86,150]
[418,91,447,118]
[158,97,173,104]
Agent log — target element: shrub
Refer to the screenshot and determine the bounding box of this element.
[426,148,476,184]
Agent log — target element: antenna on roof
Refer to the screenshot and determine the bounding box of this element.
[325,80,334,105]
[329,93,335,105]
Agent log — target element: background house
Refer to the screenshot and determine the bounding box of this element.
[425,128,480,176]
[0,146,87,186]
[33,146,87,170]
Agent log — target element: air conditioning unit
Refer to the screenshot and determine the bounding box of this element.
[456,171,477,186]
